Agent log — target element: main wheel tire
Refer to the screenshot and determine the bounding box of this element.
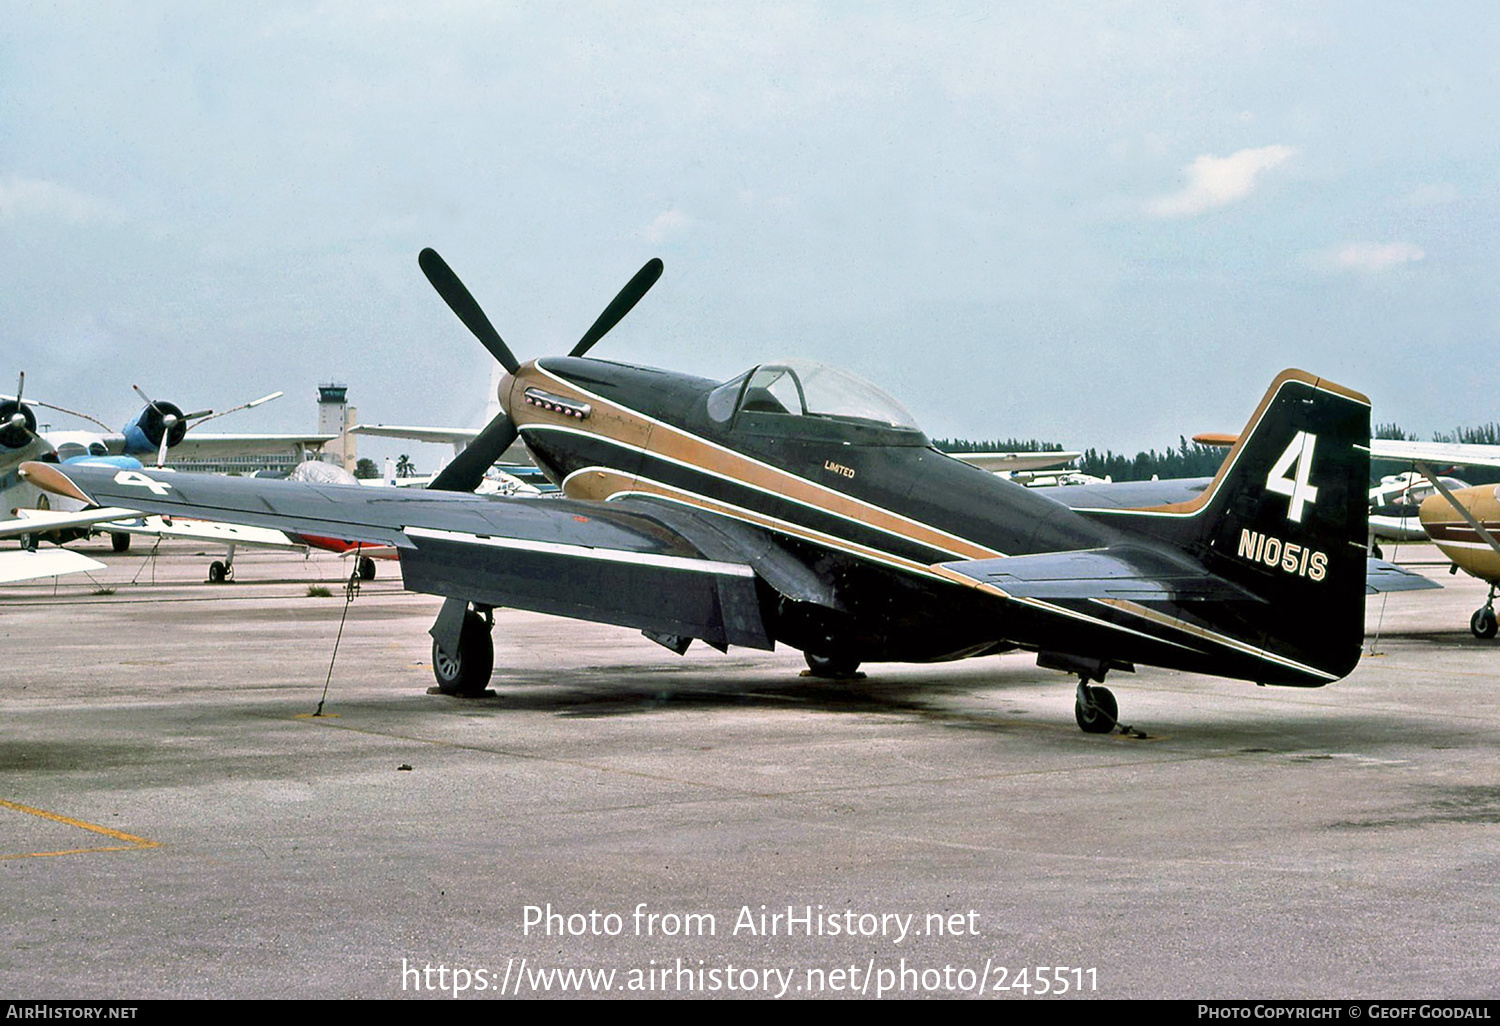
[1075,685,1118,734]
[358,556,376,581]
[110,532,131,553]
[208,560,227,584]
[804,651,861,678]
[432,611,495,696]
[1471,607,1497,639]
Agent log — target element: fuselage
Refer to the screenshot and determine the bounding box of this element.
[495,356,1212,671]
[510,357,1118,561]
[1420,485,1500,583]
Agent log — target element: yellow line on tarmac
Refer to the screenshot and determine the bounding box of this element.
[0,798,161,859]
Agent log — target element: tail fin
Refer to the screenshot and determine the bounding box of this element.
[1110,369,1371,683]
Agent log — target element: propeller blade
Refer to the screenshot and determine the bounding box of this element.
[569,258,663,359]
[427,411,520,493]
[189,391,281,427]
[15,372,23,405]
[132,383,160,410]
[419,248,520,375]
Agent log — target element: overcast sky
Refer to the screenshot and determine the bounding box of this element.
[4,2,1498,468]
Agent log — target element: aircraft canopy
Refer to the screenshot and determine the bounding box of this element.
[707,359,920,430]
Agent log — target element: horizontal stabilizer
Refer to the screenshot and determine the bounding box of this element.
[951,450,1082,472]
[935,546,1259,602]
[1038,477,1212,511]
[1364,558,1442,594]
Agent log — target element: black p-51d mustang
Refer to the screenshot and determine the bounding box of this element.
[23,250,1430,732]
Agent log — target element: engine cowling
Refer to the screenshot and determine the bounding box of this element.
[120,401,189,456]
[0,398,38,451]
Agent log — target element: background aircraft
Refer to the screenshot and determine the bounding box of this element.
[1418,482,1500,637]
[1364,439,1500,638]
[1193,430,1500,637]
[2,375,335,554]
[3,381,333,468]
[1367,470,1470,543]
[19,250,1434,735]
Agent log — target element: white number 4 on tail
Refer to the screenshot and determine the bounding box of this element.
[1265,431,1318,523]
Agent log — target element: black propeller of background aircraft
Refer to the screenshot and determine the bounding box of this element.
[0,373,39,451]
[23,251,1432,733]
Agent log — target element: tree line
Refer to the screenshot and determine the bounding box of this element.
[933,435,1223,481]
[936,422,1500,484]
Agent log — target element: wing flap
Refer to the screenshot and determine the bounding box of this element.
[399,527,770,649]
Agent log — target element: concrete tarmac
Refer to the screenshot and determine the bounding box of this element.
[1,539,1496,1000]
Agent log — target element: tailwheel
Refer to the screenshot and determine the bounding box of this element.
[804,651,862,679]
[1074,680,1119,734]
[432,610,494,697]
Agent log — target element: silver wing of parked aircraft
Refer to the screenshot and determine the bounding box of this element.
[0,507,137,583]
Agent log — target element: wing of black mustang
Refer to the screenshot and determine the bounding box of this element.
[18,462,772,660]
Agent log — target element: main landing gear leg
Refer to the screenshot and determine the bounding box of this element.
[429,598,495,697]
[1471,584,1498,639]
[1073,677,1120,734]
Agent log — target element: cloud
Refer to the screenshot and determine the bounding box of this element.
[1315,241,1426,273]
[1148,145,1295,217]
[0,176,118,224]
[1405,183,1459,207]
[642,208,691,243]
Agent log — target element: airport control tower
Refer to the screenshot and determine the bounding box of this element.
[318,382,356,472]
